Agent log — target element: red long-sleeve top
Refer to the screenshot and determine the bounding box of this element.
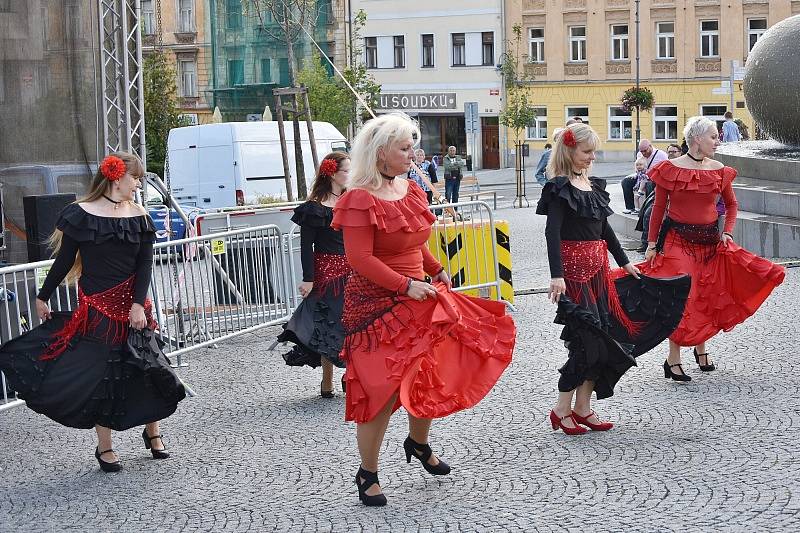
[647,160,739,240]
[331,181,443,294]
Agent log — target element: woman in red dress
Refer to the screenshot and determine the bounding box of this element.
[641,116,785,381]
[332,113,515,506]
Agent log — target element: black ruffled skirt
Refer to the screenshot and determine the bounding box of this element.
[0,312,185,430]
[277,288,346,368]
[556,274,690,399]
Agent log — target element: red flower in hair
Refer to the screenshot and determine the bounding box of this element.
[99,155,127,181]
[319,158,339,177]
[562,129,577,148]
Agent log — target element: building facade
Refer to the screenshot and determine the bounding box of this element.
[505,0,800,161]
[141,0,213,125]
[352,0,505,169]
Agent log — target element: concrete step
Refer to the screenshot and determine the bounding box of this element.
[606,183,800,258]
[732,176,800,219]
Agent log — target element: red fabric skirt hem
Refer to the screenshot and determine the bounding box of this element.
[638,232,785,346]
[341,284,515,424]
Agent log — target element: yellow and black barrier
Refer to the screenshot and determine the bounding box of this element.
[427,220,513,304]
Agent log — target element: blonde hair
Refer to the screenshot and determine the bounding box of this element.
[684,116,717,146]
[546,123,600,179]
[635,156,647,169]
[47,152,145,283]
[349,113,420,190]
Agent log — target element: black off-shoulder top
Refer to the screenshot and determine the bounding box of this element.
[291,201,345,282]
[37,203,157,305]
[535,176,629,278]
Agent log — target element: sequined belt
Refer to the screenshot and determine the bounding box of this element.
[41,275,155,361]
[313,252,351,296]
[655,216,719,263]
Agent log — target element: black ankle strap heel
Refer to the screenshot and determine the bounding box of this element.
[403,436,451,475]
[142,429,170,459]
[693,348,716,372]
[355,467,387,507]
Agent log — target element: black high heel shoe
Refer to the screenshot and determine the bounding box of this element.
[142,429,171,459]
[663,360,692,382]
[403,436,451,475]
[95,447,122,472]
[320,381,334,399]
[693,348,716,371]
[355,466,387,507]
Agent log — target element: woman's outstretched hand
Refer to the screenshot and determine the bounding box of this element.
[431,269,451,289]
[35,298,51,321]
[407,280,437,301]
[622,263,641,278]
[549,277,566,304]
[129,303,147,330]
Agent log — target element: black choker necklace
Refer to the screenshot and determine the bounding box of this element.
[686,152,704,162]
[103,194,124,210]
[330,191,341,197]
[380,172,396,181]
[571,171,583,177]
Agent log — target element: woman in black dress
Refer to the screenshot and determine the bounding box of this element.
[277,152,352,397]
[537,124,689,435]
[0,152,185,471]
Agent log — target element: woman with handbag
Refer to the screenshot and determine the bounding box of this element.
[0,152,185,472]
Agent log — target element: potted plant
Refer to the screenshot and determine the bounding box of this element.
[620,86,655,113]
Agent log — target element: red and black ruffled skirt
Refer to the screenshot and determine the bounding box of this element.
[278,252,351,368]
[638,220,785,346]
[339,273,515,423]
[556,240,690,399]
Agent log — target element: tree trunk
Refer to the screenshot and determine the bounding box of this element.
[284,5,307,199]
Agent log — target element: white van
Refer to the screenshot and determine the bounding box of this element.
[166,121,348,207]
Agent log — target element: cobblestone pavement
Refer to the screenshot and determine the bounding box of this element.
[2,204,799,532]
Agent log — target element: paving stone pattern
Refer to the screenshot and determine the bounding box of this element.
[1,205,799,532]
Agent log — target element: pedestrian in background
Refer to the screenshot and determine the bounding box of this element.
[635,143,682,252]
[621,139,668,214]
[722,111,741,142]
[408,148,436,204]
[443,145,466,204]
[534,143,553,185]
[537,123,689,435]
[277,152,351,398]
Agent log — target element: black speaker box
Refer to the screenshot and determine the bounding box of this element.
[23,194,76,262]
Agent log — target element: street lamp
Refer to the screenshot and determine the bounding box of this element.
[635,0,641,155]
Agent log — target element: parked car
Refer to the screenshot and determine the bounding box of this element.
[145,189,202,244]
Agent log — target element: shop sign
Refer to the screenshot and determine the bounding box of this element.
[378,93,457,110]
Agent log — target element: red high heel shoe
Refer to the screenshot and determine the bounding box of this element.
[572,410,614,431]
[549,410,588,435]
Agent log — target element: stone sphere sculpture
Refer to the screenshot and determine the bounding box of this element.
[743,15,800,146]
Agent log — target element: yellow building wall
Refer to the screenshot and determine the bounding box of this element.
[520,80,752,159]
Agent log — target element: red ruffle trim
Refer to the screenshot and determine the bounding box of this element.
[331,181,435,233]
[648,160,737,194]
[638,239,785,346]
[342,286,515,423]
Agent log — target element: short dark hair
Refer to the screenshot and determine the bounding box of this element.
[668,143,682,151]
[724,111,733,119]
[544,143,552,150]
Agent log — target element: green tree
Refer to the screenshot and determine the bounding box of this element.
[143,51,187,176]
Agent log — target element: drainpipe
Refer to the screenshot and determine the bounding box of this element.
[210,0,218,110]
[499,0,507,169]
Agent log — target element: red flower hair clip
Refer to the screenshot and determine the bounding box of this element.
[562,129,577,148]
[99,155,127,181]
[319,158,339,177]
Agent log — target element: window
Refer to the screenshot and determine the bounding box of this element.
[260,58,272,83]
[393,35,405,68]
[178,0,194,32]
[421,34,435,68]
[653,106,678,140]
[528,28,544,63]
[227,59,244,86]
[656,22,675,59]
[700,20,719,58]
[141,0,155,35]
[365,37,377,68]
[452,33,465,66]
[226,0,242,30]
[179,59,197,97]
[569,27,587,62]
[279,58,290,86]
[482,32,494,66]
[611,25,629,60]
[566,106,589,125]
[701,104,727,131]
[608,107,632,140]
[180,113,199,126]
[748,19,767,52]
[526,107,548,139]
[0,0,12,12]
